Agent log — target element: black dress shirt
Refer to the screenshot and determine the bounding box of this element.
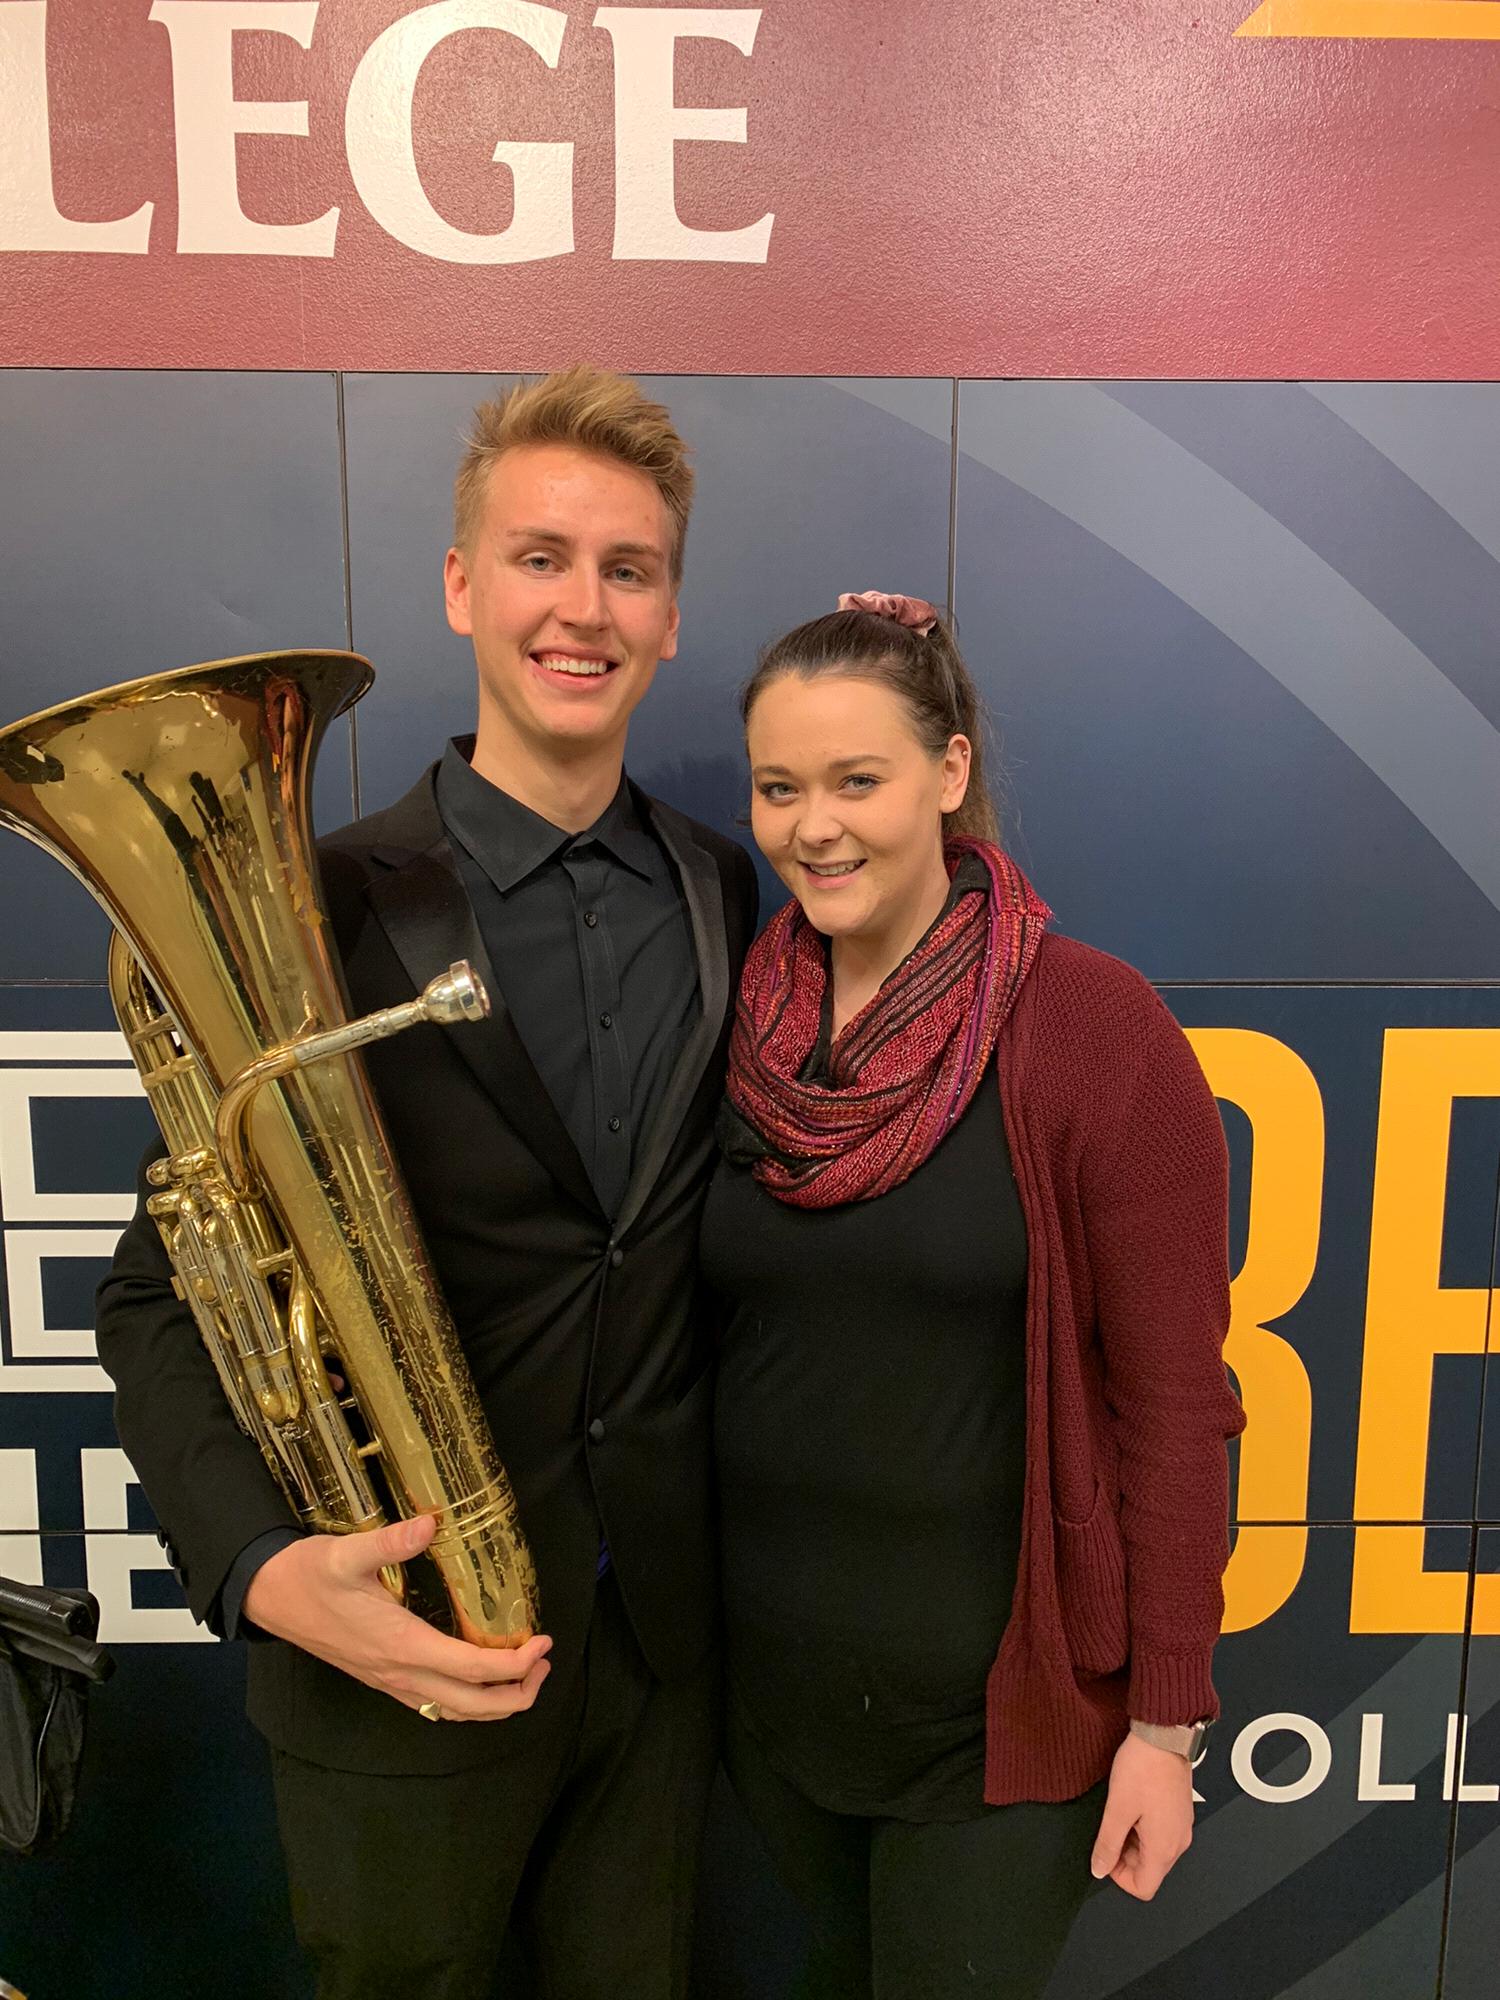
[435,738,699,1220]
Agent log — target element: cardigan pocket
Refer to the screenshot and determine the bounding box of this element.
[1054,1484,1130,1677]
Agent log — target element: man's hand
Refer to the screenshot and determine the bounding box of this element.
[1089,1729,1195,1901]
[242,1512,552,1722]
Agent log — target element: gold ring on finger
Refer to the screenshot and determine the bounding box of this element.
[418,1700,444,1723]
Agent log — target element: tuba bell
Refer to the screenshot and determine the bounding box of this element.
[0,651,539,1647]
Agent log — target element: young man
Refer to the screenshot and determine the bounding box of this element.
[95,369,758,1998]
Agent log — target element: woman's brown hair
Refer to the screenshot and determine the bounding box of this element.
[739,608,1000,842]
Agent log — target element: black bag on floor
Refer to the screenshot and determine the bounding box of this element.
[0,1576,112,1857]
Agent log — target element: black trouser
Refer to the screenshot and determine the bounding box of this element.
[270,1571,718,2000]
[726,1701,1105,2000]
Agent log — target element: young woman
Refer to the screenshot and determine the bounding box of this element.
[701,592,1245,1999]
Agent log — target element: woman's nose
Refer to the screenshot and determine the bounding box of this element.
[793,796,842,846]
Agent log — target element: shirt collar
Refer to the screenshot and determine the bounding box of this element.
[435,737,658,892]
[583,774,660,883]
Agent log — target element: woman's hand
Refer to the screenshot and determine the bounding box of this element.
[1089,1730,1195,1900]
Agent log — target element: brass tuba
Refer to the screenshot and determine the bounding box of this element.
[0,652,538,1646]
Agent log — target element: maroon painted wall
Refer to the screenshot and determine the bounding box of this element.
[3,0,1498,376]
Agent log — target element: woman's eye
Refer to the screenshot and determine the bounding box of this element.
[757,783,794,802]
[842,774,879,793]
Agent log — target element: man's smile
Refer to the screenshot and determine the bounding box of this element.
[530,649,621,681]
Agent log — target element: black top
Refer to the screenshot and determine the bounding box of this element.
[701,1050,1029,1820]
[436,737,699,1220]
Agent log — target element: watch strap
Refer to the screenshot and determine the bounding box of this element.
[1129,1718,1212,1762]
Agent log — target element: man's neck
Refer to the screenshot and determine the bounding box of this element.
[468,726,626,834]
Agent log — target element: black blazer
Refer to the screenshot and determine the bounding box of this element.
[94,767,758,1774]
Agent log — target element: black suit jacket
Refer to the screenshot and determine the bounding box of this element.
[94,767,758,1774]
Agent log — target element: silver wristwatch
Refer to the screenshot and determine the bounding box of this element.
[1129,1718,1213,1764]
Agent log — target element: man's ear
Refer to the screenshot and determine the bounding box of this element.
[660,593,681,663]
[444,546,473,636]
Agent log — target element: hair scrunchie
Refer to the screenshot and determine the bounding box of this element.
[836,590,939,637]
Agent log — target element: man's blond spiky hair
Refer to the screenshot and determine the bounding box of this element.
[453,367,694,587]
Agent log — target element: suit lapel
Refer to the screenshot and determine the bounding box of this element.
[360,776,600,1217]
[613,796,731,1238]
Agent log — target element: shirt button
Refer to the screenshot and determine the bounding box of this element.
[609,1248,624,1269]
[608,1115,622,1134]
[599,1013,612,1029]
[588,1418,606,1444]
[583,911,599,928]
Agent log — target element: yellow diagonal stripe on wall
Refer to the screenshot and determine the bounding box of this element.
[1237,0,1500,33]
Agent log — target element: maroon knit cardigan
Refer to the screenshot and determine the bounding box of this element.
[983,930,1245,1806]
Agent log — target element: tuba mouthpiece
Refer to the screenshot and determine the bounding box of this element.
[421,961,490,1026]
